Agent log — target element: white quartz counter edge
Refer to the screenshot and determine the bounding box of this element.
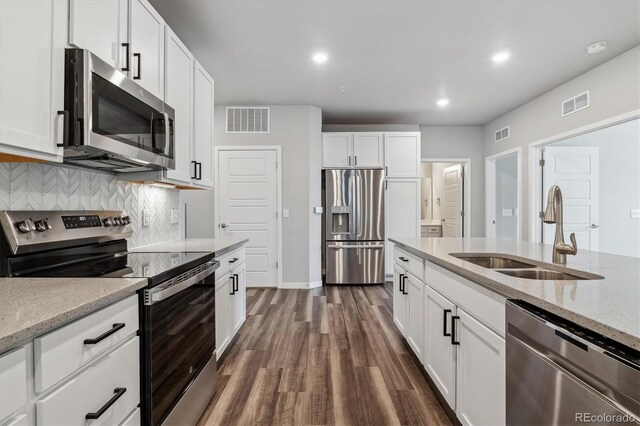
[130,237,249,256]
[390,238,640,351]
[0,277,147,354]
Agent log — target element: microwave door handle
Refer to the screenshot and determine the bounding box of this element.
[163,112,171,156]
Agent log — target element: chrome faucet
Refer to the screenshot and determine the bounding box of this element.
[543,185,577,264]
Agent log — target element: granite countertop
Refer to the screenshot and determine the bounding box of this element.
[130,237,248,256]
[390,237,640,350]
[0,277,147,353]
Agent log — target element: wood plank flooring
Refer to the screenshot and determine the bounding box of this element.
[198,284,452,426]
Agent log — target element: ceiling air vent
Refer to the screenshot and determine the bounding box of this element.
[561,91,590,117]
[495,126,510,142]
[226,107,270,133]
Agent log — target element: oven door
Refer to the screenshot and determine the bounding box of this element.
[141,261,218,425]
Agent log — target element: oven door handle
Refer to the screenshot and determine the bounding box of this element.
[144,261,219,305]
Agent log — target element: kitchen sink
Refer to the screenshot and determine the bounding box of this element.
[451,254,535,269]
[496,269,587,280]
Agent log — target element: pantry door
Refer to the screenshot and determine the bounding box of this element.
[217,148,280,287]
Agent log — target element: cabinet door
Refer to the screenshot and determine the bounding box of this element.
[392,264,407,336]
[455,308,506,426]
[130,0,164,98]
[214,273,231,357]
[192,61,215,188]
[0,0,66,161]
[384,132,420,177]
[406,273,425,362]
[230,263,246,333]
[353,133,383,168]
[69,0,128,71]
[424,286,457,409]
[322,133,352,168]
[0,346,27,422]
[164,27,193,184]
[385,179,420,276]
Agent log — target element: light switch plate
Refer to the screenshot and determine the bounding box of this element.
[171,209,180,224]
[283,209,290,218]
[142,209,150,227]
[502,209,513,217]
[631,209,640,218]
[313,206,323,214]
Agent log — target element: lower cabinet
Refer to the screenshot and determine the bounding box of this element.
[392,264,408,336]
[406,273,424,362]
[215,247,247,358]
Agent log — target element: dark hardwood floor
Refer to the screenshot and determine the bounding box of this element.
[198,284,452,426]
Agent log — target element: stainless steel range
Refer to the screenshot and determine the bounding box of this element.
[0,210,218,425]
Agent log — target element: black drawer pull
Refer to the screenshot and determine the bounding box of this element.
[229,257,239,264]
[85,387,126,420]
[399,256,409,262]
[451,316,460,345]
[443,309,452,336]
[234,274,239,292]
[84,323,125,345]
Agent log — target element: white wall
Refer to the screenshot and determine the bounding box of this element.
[483,46,640,240]
[184,105,323,286]
[420,126,485,237]
[548,119,640,257]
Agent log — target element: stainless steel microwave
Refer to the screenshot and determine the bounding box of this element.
[62,49,175,173]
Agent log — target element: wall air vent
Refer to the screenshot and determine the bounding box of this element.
[494,126,510,142]
[226,107,270,133]
[561,91,590,117]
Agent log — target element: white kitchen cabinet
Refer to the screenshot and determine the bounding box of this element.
[191,61,215,188]
[384,132,421,177]
[164,27,194,184]
[230,262,246,333]
[68,0,129,71]
[392,264,408,336]
[424,286,457,409]
[406,273,425,362]
[215,246,247,358]
[322,133,352,168]
[0,346,27,423]
[0,0,66,161]
[385,179,420,276]
[214,273,232,358]
[353,133,384,168]
[455,308,505,426]
[130,0,165,99]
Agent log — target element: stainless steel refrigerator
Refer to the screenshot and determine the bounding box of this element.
[322,169,385,284]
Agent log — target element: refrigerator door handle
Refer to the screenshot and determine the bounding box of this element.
[327,243,385,249]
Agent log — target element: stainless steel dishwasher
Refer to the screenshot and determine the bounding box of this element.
[506,300,640,425]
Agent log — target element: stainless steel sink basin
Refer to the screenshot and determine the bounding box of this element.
[451,254,535,269]
[496,269,586,281]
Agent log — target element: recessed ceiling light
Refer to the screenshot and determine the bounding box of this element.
[587,41,607,54]
[436,98,450,107]
[312,52,329,64]
[492,51,511,63]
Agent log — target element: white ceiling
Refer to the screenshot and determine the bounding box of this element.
[149,0,640,125]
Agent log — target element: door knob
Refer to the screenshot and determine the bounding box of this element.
[589,224,599,229]
[219,223,227,229]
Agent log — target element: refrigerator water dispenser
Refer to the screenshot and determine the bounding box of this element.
[331,206,351,234]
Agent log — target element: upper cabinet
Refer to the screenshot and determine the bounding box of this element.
[68,0,128,71]
[0,0,67,161]
[353,133,384,168]
[130,0,165,99]
[384,132,421,177]
[322,133,353,168]
[192,61,215,188]
[321,132,384,169]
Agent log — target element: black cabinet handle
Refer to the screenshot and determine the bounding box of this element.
[230,275,236,295]
[191,160,198,179]
[443,309,451,336]
[354,155,358,166]
[451,315,460,345]
[85,387,126,420]
[133,53,141,79]
[196,162,202,180]
[121,43,130,71]
[399,256,409,262]
[56,110,69,147]
[402,275,408,295]
[83,323,125,345]
[233,274,239,292]
[229,257,239,264]
[398,273,404,293]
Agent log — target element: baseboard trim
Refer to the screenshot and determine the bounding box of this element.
[309,280,322,289]
[279,281,323,289]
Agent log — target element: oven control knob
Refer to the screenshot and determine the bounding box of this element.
[121,216,131,225]
[16,219,35,233]
[34,219,52,232]
[102,217,114,227]
[114,217,123,226]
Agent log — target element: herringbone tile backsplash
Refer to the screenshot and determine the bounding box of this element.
[0,163,183,248]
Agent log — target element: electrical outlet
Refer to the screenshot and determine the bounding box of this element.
[171,209,179,224]
[631,209,640,219]
[142,209,150,227]
[283,208,290,218]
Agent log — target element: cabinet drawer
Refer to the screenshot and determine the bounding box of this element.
[34,295,139,393]
[394,247,424,281]
[0,346,27,422]
[36,337,140,426]
[215,247,245,277]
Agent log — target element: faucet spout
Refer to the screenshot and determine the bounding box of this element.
[543,185,577,264]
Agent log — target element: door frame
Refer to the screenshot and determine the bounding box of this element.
[528,109,640,242]
[421,158,471,237]
[214,145,283,288]
[485,147,522,240]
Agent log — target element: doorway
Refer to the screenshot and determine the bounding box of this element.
[486,148,521,240]
[420,159,470,237]
[215,146,283,287]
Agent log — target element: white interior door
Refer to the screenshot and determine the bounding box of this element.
[217,150,278,287]
[442,164,463,237]
[543,147,599,251]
